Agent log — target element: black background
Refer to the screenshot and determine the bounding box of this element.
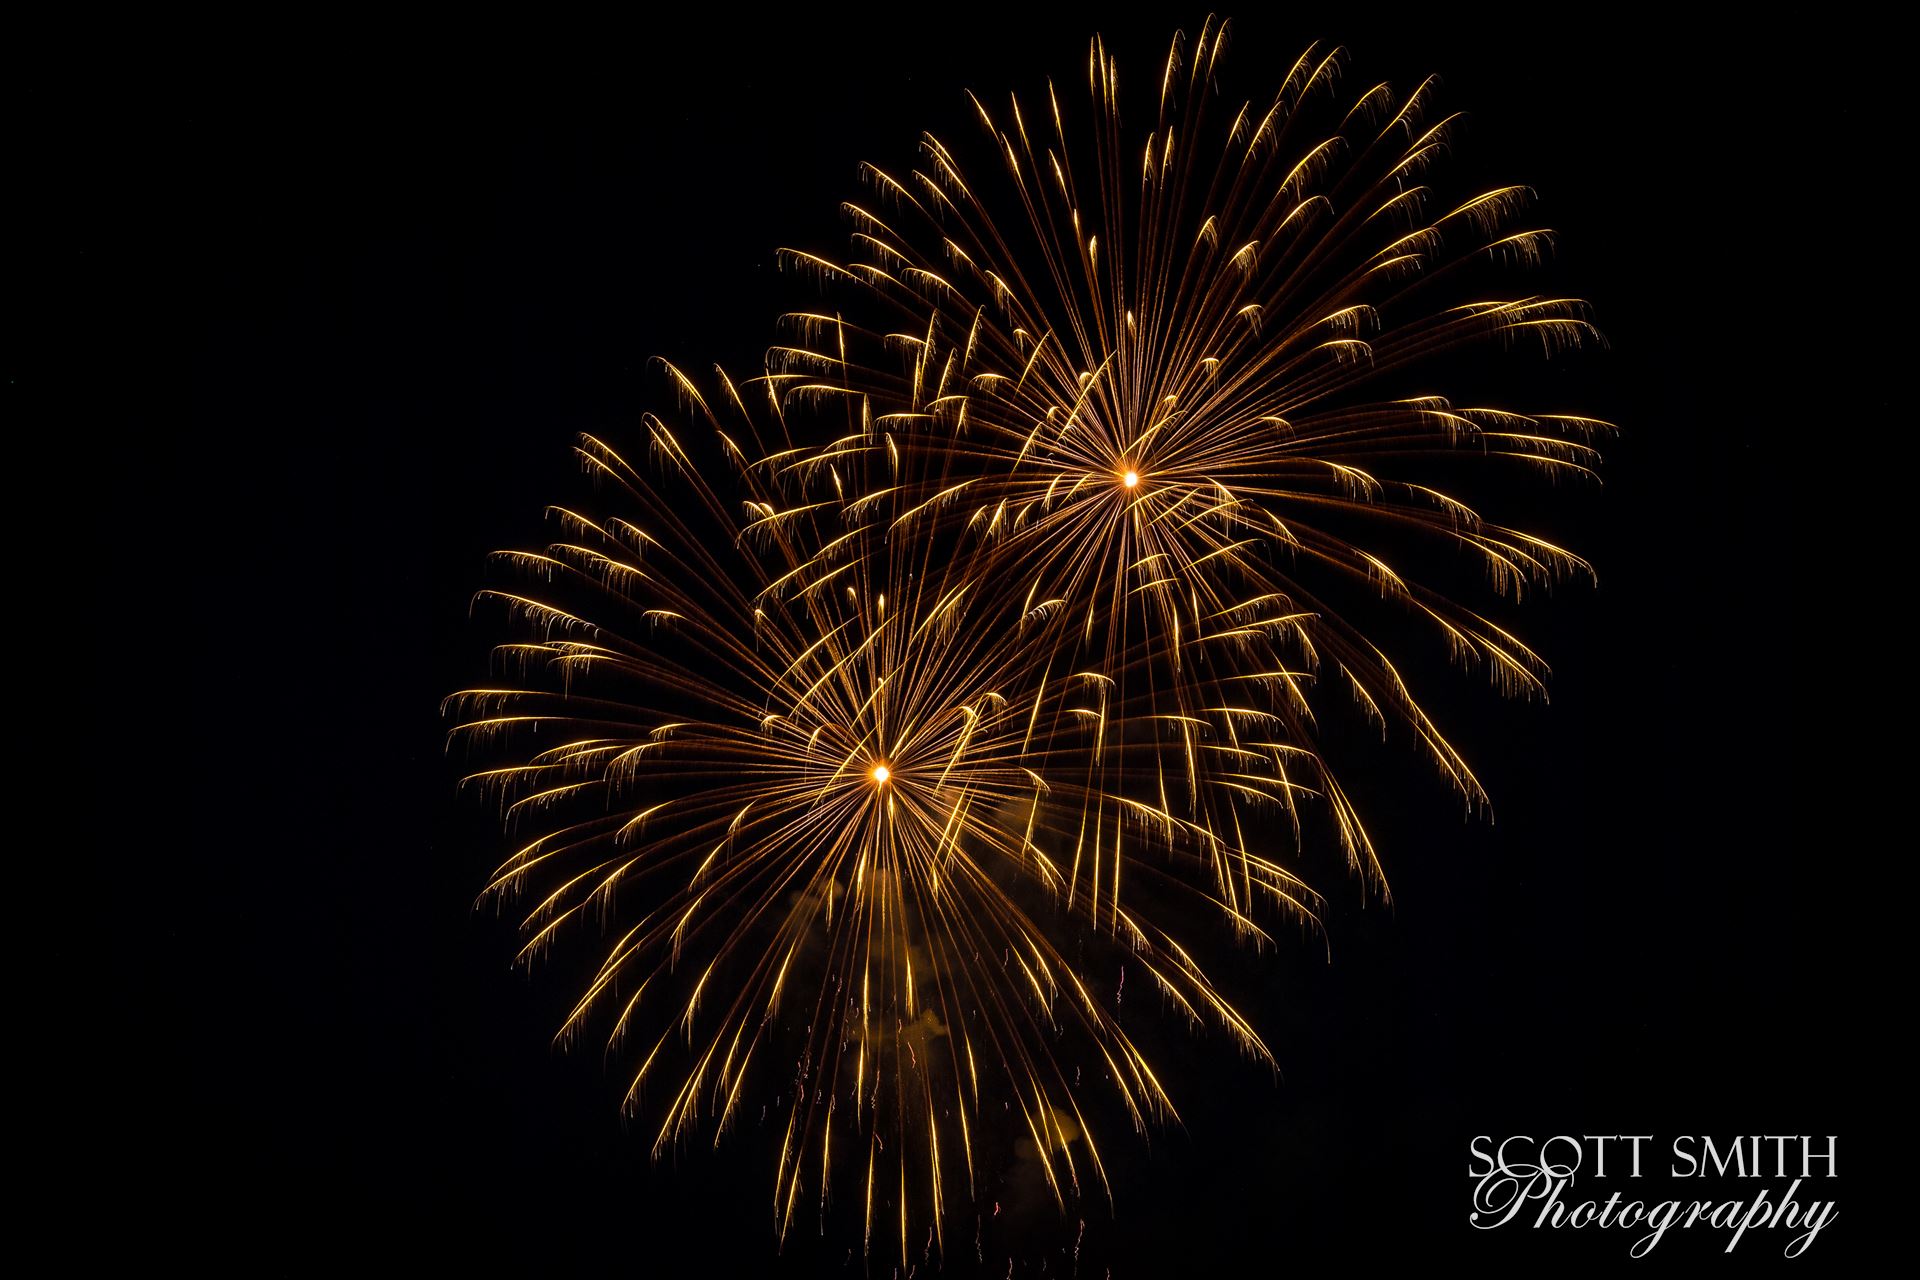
[83,7,1860,1273]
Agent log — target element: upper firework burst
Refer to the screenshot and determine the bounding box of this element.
[771,17,1607,909]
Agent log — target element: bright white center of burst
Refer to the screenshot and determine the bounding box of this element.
[870,764,891,785]
[1121,469,1140,489]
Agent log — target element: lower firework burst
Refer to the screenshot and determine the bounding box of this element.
[447,367,1296,1262]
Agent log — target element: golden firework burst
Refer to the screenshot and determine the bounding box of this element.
[452,15,1604,1264]
[770,16,1607,925]
[449,366,1298,1261]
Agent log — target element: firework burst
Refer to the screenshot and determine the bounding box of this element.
[773,16,1608,918]
[448,366,1297,1261]
[452,16,1604,1263]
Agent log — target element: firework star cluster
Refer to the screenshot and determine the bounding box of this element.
[446,17,1605,1265]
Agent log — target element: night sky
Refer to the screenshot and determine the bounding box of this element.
[87,8,1859,1272]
